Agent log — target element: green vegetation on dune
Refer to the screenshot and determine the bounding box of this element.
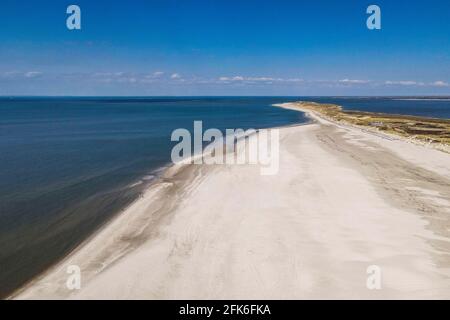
[294,102,450,147]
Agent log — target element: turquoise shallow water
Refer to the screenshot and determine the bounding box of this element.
[0,96,448,297]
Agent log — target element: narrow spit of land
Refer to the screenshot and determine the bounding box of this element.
[13,102,450,299]
[281,101,450,153]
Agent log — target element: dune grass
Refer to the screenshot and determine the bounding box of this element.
[294,102,450,147]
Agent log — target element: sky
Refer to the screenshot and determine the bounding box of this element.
[0,0,449,96]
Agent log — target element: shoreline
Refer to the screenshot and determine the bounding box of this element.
[275,102,450,154]
[8,112,308,299]
[5,160,169,298]
[274,102,450,179]
[13,102,450,299]
[9,157,206,299]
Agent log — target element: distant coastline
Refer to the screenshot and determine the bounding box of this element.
[275,101,450,154]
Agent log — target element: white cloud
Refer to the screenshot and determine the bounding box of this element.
[430,80,449,87]
[4,69,446,93]
[218,76,303,83]
[246,77,277,82]
[285,78,304,82]
[385,80,421,86]
[1,71,43,78]
[383,80,450,87]
[219,76,244,81]
[2,71,21,77]
[339,78,370,84]
[24,71,42,78]
[142,71,165,81]
[25,71,42,78]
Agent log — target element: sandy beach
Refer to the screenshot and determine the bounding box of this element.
[13,103,450,299]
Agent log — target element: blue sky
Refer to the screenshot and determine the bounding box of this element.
[0,0,449,95]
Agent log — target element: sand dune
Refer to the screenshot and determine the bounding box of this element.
[14,104,450,299]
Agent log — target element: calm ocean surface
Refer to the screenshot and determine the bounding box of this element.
[0,96,306,297]
[0,96,448,296]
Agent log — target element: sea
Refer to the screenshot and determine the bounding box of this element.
[0,96,448,297]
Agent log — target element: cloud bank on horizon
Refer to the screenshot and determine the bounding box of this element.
[0,0,449,96]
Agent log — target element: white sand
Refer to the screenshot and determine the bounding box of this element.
[14,103,450,299]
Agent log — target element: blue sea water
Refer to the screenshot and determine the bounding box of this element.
[0,96,305,297]
[0,96,448,297]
